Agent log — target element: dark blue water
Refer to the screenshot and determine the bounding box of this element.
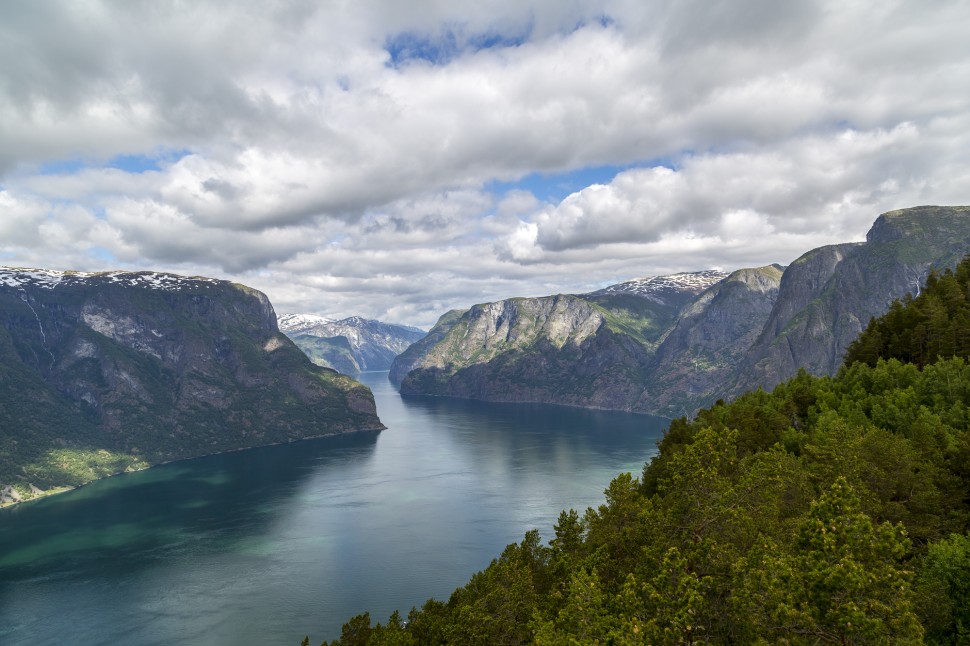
[0,372,667,645]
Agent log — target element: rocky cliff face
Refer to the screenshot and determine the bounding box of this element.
[398,295,649,409]
[392,206,970,416]
[388,309,465,386]
[279,314,426,374]
[0,269,383,503]
[732,205,970,397]
[641,265,784,417]
[392,272,724,409]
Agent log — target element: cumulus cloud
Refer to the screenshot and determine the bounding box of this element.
[502,119,968,265]
[0,0,968,327]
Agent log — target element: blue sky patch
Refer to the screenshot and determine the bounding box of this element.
[385,24,531,68]
[36,149,191,176]
[488,163,639,203]
[89,246,117,263]
[37,159,88,176]
[107,153,165,173]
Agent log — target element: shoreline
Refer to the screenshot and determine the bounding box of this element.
[0,423,386,511]
[398,389,675,419]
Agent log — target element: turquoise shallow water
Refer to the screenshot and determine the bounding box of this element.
[0,371,667,645]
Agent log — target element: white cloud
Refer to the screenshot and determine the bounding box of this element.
[0,0,968,328]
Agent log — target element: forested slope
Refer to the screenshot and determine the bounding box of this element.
[307,257,970,645]
[0,269,383,506]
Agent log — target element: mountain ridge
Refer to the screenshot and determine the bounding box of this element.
[0,268,384,505]
[392,205,970,416]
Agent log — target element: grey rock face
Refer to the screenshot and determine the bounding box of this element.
[732,206,970,397]
[641,265,784,417]
[392,277,714,410]
[389,309,465,386]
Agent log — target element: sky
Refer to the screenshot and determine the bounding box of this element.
[1,0,969,329]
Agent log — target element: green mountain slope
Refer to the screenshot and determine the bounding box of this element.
[0,269,383,506]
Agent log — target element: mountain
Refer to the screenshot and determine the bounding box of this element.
[392,206,970,416]
[392,271,726,410]
[639,265,785,416]
[0,269,384,505]
[729,205,970,398]
[388,309,466,386]
[588,270,728,303]
[279,314,426,374]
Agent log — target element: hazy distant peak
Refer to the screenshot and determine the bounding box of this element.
[277,313,335,333]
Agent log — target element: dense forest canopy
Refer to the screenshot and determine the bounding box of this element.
[307,258,970,645]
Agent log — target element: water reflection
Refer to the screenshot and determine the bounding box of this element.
[0,372,667,645]
[0,430,381,573]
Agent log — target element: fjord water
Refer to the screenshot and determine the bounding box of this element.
[0,372,667,645]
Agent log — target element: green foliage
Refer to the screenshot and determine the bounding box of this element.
[310,258,970,644]
[736,478,923,644]
[533,567,621,645]
[916,533,970,644]
[629,547,711,644]
[846,255,970,368]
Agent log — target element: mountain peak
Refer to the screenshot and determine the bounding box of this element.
[277,313,335,333]
[587,270,728,304]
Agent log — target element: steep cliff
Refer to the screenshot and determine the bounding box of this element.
[641,265,784,417]
[397,295,644,409]
[279,314,425,374]
[732,205,970,396]
[393,272,724,409]
[389,309,466,386]
[0,269,383,504]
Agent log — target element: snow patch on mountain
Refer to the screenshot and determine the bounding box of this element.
[0,267,221,291]
[277,313,334,333]
[589,270,728,304]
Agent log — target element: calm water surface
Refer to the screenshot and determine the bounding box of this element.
[0,372,667,645]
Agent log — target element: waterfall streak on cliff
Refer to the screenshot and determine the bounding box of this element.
[20,290,55,370]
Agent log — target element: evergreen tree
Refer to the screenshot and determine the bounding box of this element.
[736,478,923,644]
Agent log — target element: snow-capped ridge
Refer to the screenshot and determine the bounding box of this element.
[589,270,728,302]
[0,267,222,292]
[278,313,424,335]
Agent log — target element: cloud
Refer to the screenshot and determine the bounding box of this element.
[0,0,968,327]
[505,119,966,265]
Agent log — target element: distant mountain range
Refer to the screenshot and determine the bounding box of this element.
[279,314,425,375]
[392,205,970,416]
[0,270,383,505]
